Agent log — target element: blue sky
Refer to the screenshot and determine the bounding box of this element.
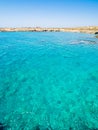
[0,0,98,27]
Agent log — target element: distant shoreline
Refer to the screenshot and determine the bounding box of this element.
[0,26,98,34]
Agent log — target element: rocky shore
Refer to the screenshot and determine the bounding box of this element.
[0,26,98,34]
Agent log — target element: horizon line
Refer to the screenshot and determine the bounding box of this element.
[0,26,98,28]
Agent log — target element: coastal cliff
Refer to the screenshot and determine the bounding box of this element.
[0,26,98,34]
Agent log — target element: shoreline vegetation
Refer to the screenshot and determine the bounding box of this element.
[0,26,98,34]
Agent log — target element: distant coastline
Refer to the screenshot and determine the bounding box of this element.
[0,26,98,34]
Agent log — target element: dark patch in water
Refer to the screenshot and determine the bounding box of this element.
[63,56,72,59]
[35,125,53,130]
[57,100,61,104]
[36,125,40,130]
[21,78,27,82]
[69,127,73,130]
[90,75,97,81]
[76,62,80,66]
[0,123,4,130]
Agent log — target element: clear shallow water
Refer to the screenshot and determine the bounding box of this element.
[0,32,98,130]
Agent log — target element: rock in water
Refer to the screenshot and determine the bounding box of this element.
[95,32,98,34]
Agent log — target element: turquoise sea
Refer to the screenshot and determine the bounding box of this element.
[0,32,98,130]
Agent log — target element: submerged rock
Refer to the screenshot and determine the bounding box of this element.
[0,123,4,130]
[95,35,98,38]
[35,125,52,130]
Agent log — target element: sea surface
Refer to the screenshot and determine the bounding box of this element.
[0,32,98,130]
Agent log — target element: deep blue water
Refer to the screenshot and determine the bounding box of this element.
[0,32,98,130]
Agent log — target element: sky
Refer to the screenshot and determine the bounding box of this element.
[0,0,98,27]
